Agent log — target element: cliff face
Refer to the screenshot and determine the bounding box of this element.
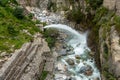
[17,0,48,10]
[0,33,51,80]
[99,26,120,79]
[103,0,120,15]
[16,0,120,79]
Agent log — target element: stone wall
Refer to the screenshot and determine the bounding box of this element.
[0,33,51,80]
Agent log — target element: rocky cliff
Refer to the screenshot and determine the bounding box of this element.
[0,33,51,80]
[103,0,120,15]
[16,0,120,80]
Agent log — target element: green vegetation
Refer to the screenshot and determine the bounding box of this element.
[103,64,116,80]
[86,0,103,9]
[0,3,40,53]
[66,8,85,24]
[43,29,58,48]
[13,7,24,19]
[47,1,57,12]
[40,71,48,80]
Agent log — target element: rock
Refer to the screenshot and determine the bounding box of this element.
[89,52,94,57]
[67,51,75,55]
[55,62,67,72]
[67,77,76,80]
[75,55,81,59]
[54,74,68,80]
[93,77,100,80]
[59,49,67,56]
[0,52,9,57]
[66,59,75,65]
[62,44,67,49]
[79,65,93,76]
[76,60,80,64]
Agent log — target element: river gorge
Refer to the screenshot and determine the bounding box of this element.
[0,0,120,80]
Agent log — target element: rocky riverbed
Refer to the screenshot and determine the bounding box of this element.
[28,7,101,80]
[52,33,100,80]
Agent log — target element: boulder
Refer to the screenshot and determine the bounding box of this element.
[75,55,81,59]
[76,60,80,64]
[55,62,67,72]
[79,65,93,76]
[66,59,75,65]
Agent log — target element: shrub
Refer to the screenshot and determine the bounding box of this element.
[114,15,120,33]
[93,7,108,23]
[86,0,103,10]
[28,13,34,19]
[43,29,58,48]
[0,0,9,6]
[40,71,48,80]
[66,8,84,23]
[13,7,24,19]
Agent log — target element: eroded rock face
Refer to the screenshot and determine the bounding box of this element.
[103,0,120,15]
[109,26,120,77]
[17,0,48,9]
[99,26,120,79]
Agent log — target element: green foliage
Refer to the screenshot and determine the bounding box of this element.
[0,0,9,6]
[47,1,57,12]
[28,13,34,19]
[114,15,120,33]
[103,43,109,59]
[0,6,40,53]
[40,71,48,80]
[66,8,84,23]
[103,64,116,80]
[13,7,24,19]
[10,0,18,5]
[7,26,19,36]
[43,29,58,48]
[86,0,103,9]
[93,7,108,23]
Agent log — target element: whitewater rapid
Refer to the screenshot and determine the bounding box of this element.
[44,24,101,80]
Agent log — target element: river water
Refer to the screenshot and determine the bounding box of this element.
[44,24,101,80]
[30,8,101,80]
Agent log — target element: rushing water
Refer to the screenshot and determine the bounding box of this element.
[44,24,101,80]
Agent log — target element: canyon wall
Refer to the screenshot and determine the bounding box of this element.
[103,0,120,15]
[0,33,51,80]
[16,0,120,79]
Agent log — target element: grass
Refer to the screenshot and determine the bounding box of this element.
[40,71,48,80]
[0,6,40,53]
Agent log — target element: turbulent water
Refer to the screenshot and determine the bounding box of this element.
[44,24,101,80]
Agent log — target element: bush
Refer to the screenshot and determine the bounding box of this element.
[0,0,9,6]
[28,13,34,19]
[93,7,108,23]
[43,29,58,48]
[40,71,48,80]
[66,8,85,23]
[114,15,120,33]
[13,7,24,19]
[86,0,103,10]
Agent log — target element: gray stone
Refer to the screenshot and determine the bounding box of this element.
[66,59,75,65]
[79,65,93,76]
